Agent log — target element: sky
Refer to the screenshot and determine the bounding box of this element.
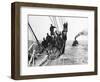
[28,15,88,41]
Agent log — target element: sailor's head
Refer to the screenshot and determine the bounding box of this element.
[43,37,45,40]
[47,33,49,36]
[58,32,62,36]
[63,22,68,27]
[51,24,53,26]
[65,22,68,25]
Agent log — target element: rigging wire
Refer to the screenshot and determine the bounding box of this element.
[55,17,59,30]
[53,16,59,31]
[58,16,63,30]
[49,16,54,25]
[52,16,56,27]
[61,17,64,25]
[49,16,67,31]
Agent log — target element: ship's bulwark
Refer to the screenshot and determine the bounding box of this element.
[28,40,88,66]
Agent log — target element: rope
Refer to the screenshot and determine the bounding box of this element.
[55,17,59,30]
[49,16,54,25]
[58,16,63,29]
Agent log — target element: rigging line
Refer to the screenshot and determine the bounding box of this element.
[49,16,54,25]
[52,16,56,26]
[62,17,64,24]
[53,17,56,26]
[59,16,64,27]
[53,16,59,30]
[63,17,66,23]
[58,16,63,30]
[55,17,59,30]
[28,22,40,46]
[61,17,64,25]
[58,16,62,27]
[60,17,63,28]
[63,17,65,24]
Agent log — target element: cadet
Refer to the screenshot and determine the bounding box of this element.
[46,33,52,46]
[50,24,56,36]
[61,22,68,54]
[42,37,47,49]
[63,22,68,32]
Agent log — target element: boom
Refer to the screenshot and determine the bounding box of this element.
[28,22,40,46]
